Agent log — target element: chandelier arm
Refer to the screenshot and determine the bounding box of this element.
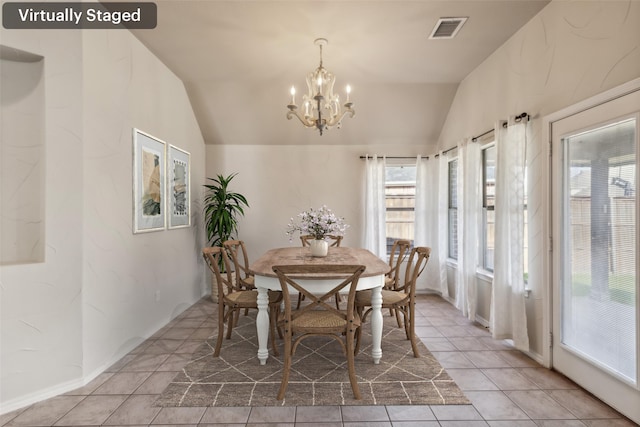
[287,109,317,128]
[323,107,355,128]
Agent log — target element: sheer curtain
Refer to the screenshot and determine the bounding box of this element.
[491,119,530,351]
[455,139,480,321]
[364,155,386,258]
[415,155,449,297]
[437,151,450,300]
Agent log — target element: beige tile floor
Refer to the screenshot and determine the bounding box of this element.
[1,294,637,426]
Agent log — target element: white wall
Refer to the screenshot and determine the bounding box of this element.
[437,0,640,358]
[0,24,206,412]
[205,144,428,263]
[81,30,207,378]
[1,51,45,265]
[0,28,85,410]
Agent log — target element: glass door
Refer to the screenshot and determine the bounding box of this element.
[551,88,639,424]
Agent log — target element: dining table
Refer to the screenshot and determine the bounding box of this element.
[250,246,390,365]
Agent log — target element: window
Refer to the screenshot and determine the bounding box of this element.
[561,117,637,382]
[385,164,416,254]
[479,142,529,279]
[482,144,496,272]
[448,158,458,260]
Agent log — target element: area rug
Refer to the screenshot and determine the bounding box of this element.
[155,311,470,407]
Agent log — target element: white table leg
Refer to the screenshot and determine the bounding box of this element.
[256,286,270,365]
[370,284,383,364]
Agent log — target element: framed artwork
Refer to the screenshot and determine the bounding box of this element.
[133,128,166,233]
[168,145,191,229]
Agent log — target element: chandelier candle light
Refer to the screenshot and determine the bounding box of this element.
[287,38,355,136]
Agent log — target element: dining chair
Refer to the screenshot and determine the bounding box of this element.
[386,239,411,289]
[272,263,366,400]
[300,234,343,247]
[297,235,344,309]
[385,239,412,326]
[223,239,255,290]
[355,246,430,358]
[224,239,264,317]
[203,247,282,357]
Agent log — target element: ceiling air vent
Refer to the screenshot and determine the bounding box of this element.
[429,17,468,39]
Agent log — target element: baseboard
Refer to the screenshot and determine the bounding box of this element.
[0,376,85,415]
[521,348,545,365]
[1,296,205,416]
[0,340,143,416]
[475,314,490,328]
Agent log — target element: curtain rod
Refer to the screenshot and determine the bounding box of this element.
[360,113,530,160]
[441,145,458,155]
[441,112,530,153]
[471,128,495,142]
[430,146,457,158]
[471,112,529,142]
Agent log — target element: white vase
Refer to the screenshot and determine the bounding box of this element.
[309,239,329,257]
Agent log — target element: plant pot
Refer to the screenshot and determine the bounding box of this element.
[309,239,329,257]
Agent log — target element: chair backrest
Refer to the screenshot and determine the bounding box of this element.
[223,239,252,282]
[398,247,431,297]
[202,246,237,298]
[387,239,411,286]
[300,235,343,247]
[272,264,365,324]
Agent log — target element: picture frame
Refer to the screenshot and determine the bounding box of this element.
[167,145,191,229]
[133,128,166,233]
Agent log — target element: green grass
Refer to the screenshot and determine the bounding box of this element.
[570,273,636,305]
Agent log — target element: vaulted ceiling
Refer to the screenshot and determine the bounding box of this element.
[129,1,549,145]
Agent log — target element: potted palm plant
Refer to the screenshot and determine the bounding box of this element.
[203,173,249,301]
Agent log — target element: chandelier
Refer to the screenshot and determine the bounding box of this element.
[286,38,355,136]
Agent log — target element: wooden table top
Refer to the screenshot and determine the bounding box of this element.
[250,247,390,279]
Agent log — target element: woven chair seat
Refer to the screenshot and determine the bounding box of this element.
[225,289,281,306]
[290,310,361,330]
[242,275,255,288]
[224,289,256,305]
[356,289,408,306]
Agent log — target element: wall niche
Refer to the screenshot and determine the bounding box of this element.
[1,45,45,264]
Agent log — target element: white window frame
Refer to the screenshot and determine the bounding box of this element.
[481,142,496,274]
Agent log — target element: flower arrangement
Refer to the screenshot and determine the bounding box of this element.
[286,205,349,241]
